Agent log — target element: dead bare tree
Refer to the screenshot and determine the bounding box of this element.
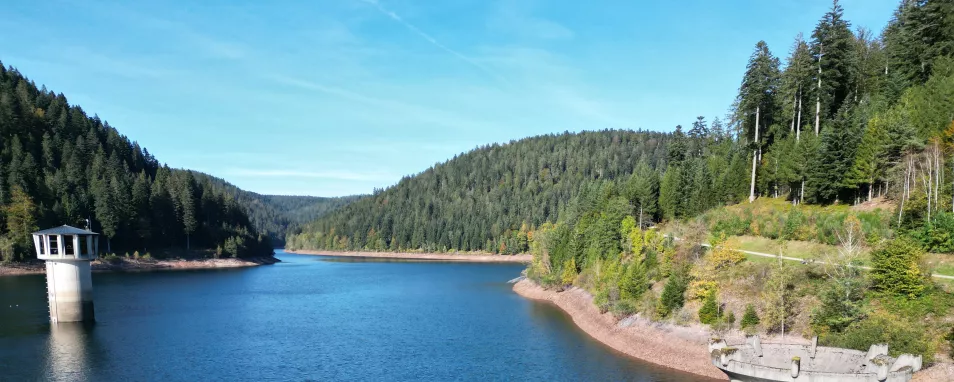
[822,217,865,302]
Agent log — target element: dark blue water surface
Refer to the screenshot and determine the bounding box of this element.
[0,251,709,381]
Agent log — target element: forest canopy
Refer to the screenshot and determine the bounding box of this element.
[0,62,279,260]
[289,0,954,256]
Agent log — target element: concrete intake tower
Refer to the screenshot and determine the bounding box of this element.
[32,225,100,323]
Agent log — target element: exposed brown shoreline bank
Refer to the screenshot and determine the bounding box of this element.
[513,278,727,380]
[0,256,279,277]
[513,279,726,380]
[513,279,953,381]
[286,249,531,263]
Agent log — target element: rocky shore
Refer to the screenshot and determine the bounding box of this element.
[286,249,531,263]
[0,256,280,276]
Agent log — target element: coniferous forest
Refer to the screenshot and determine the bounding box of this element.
[192,177,362,247]
[0,62,360,260]
[287,128,748,253]
[288,0,954,256]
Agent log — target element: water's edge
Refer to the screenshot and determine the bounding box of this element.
[512,279,726,380]
[0,256,279,277]
[287,249,531,263]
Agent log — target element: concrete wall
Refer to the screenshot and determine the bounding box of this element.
[46,260,95,323]
[711,338,916,382]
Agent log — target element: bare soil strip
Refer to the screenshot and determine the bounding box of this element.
[512,279,726,380]
[0,257,279,277]
[286,249,531,263]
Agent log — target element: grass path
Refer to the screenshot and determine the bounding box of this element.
[671,236,954,280]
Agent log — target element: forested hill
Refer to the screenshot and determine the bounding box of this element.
[0,62,274,260]
[286,127,749,253]
[187,177,362,246]
[288,0,954,256]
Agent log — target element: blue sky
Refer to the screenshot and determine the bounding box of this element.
[1,0,897,196]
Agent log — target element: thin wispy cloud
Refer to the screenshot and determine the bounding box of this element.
[72,0,248,61]
[265,73,494,132]
[4,0,898,196]
[57,47,174,79]
[489,1,575,41]
[358,0,512,87]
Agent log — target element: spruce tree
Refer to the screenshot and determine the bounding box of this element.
[688,116,709,157]
[659,167,682,221]
[740,304,761,329]
[659,271,688,317]
[131,171,152,249]
[4,186,37,260]
[884,0,954,89]
[620,261,648,301]
[736,40,781,202]
[698,290,721,325]
[807,106,863,203]
[668,125,688,165]
[781,33,814,141]
[846,120,888,201]
[810,0,858,132]
[93,177,118,253]
[689,160,713,215]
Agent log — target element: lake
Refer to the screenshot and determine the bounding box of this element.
[0,251,708,381]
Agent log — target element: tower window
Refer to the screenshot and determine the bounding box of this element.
[49,236,59,255]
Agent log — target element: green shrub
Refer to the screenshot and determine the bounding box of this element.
[658,272,688,317]
[611,299,638,318]
[726,310,736,326]
[560,258,578,286]
[102,253,123,265]
[821,310,938,363]
[870,237,926,298]
[619,261,648,300]
[698,291,721,325]
[811,283,863,333]
[711,214,750,237]
[594,288,611,313]
[740,304,760,329]
[781,209,804,240]
[913,212,954,253]
[702,200,892,247]
[946,327,954,358]
[898,194,928,231]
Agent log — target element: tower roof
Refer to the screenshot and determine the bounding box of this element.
[33,225,98,236]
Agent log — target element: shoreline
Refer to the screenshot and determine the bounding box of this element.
[0,256,280,277]
[512,278,726,380]
[286,249,531,263]
[512,278,953,381]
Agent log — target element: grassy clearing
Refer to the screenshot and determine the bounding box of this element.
[727,235,862,261]
[700,198,895,246]
[924,255,954,277]
[664,198,954,277]
[728,235,954,277]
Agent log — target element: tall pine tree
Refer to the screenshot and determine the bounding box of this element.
[736,41,781,202]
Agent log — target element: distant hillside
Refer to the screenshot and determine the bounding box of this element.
[0,61,273,260]
[287,129,746,253]
[225,189,362,246]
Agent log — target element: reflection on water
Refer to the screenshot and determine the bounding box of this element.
[0,251,711,381]
[316,256,461,264]
[48,323,93,381]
